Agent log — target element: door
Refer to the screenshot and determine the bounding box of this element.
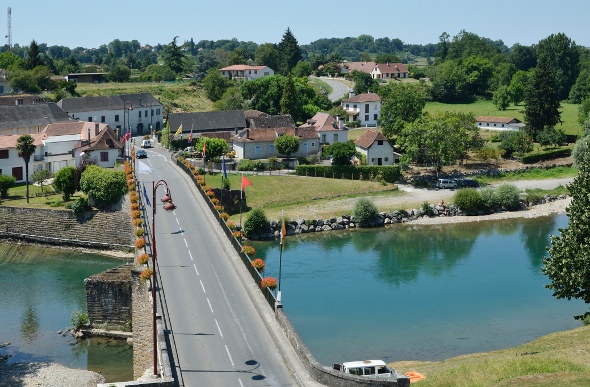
[377,158,383,166]
[12,166,23,181]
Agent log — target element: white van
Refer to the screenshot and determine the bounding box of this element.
[436,178,457,189]
[141,139,152,148]
[333,360,400,379]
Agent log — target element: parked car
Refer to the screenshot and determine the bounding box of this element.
[141,139,152,148]
[436,178,457,189]
[136,149,148,158]
[454,178,479,188]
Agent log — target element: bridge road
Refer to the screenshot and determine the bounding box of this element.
[137,145,320,386]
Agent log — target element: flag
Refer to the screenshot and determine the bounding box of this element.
[280,213,286,250]
[188,130,193,143]
[142,182,151,207]
[175,123,183,136]
[241,175,252,191]
[122,129,131,143]
[222,155,227,179]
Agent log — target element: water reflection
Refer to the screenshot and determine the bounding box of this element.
[20,302,39,343]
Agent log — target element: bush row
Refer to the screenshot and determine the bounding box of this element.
[521,148,572,164]
[295,165,401,183]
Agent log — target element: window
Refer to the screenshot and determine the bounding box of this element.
[115,114,120,122]
[385,157,389,162]
[151,109,154,117]
[16,98,24,105]
[311,142,315,147]
[321,134,327,143]
[269,144,275,153]
[88,117,93,122]
[334,134,338,142]
[156,109,161,115]
[145,110,148,118]
[255,145,261,154]
[378,140,383,145]
[365,104,369,113]
[374,114,378,120]
[365,115,369,122]
[101,116,106,123]
[100,152,109,162]
[0,149,8,159]
[138,111,142,118]
[353,104,357,110]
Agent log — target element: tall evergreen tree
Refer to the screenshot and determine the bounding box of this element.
[536,33,580,100]
[26,40,44,70]
[543,149,590,321]
[16,134,36,203]
[163,36,186,75]
[277,28,302,75]
[280,73,299,121]
[524,56,561,140]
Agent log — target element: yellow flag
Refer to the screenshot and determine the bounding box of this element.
[175,123,183,136]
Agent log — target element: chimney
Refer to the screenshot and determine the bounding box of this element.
[95,123,100,136]
[337,115,343,129]
[246,128,250,139]
[87,127,91,146]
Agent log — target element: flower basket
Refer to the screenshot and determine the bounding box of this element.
[261,277,277,290]
[133,218,143,227]
[214,205,221,211]
[226,221,236,231]
[140,268,153,281]
[130,193,139,203]
[251,258,265,271]
[135,227,145,237]
[241,245,256,257]
[210,197,219,205]
[135,238,146,249]
[220,212,229,221]
[131,202,139,211]
[137,253,149,265]
[232,230,243,239]
[206,190,215,199]
[131,210,141,219]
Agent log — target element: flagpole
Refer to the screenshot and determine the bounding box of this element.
[278,210,285,303]
[239,173,243,229]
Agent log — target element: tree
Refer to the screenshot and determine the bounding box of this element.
[579,97,590,126]
[498,131,534,158]
[378,83,427,137]
[107,64,131,82]
[0,175,16,199]
[569,65,590,103]
[277,28,302,75]
[163,36,186,75]
[79,165,127,207]
[324,141,357,165]
[492,85,510,110]
[54,166,77,201]
[139,64,176,82]
[572,134,590,167]
[430,59,471,103]
[31,170,52,196]
[274,135,300,160]
[543,149,590,321]
[462,55,494,96]
[26,40,44,70]
[508,43,537,71]
[280,74,299,121]
[508,70,530,106]
[198,137,228,162]
[255,43,279,70]
[350,70,379,95]
[536,33,580,100]
[203,69,232,102]
[537,126,566,148]
[16,134,36,203]
[213,87,244,111]
[524,56,561,141]
[353,197,378,227]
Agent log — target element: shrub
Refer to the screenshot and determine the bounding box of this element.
[0,175,16,198]
[54,166,77,201]
[80,165,127,206]
[495,184,521,210]
[479,187,499,213]
[137,253,149,265]
[260,277,277,289]
[69,197,90,216]
[421,201,434,216]
[453,188,483,214]
[353,197,378,226]
[243,208,270,237]
[71,311,89,330]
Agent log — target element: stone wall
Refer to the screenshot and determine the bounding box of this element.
[0,199,134,249]
[85,264,133,330]
[131,267,153,380]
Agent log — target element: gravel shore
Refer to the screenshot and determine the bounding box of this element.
[0,362,105,387]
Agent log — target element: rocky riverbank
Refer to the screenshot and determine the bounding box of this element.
[0,362,105,386]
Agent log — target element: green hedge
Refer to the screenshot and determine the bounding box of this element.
[295,165,401,183]
[521,148,572,164]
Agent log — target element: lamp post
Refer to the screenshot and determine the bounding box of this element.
[151,180,177,376]
[123,101,133,159]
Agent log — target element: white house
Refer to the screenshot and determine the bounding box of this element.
[370,63,409,80]
[231,127,320,160]
[0,133,46,182]
[57,93,163,137]
[298,112,348,145]
[341,92,381,127]
[220,65,274,81]
[476,116,524,131]
[354,129,400,166]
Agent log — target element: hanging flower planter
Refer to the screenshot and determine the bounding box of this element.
[232,230,243,239]
[261,277,277,290]
[241,245,256,257]
[135,227,145,237]
[137,253,149,265]
[133,218,143,227]
[140,268,153,281]
[219,212,229,221]
[251,258,265,271]
[226,221,236,231]
[131,210,141,219]
[135,238,146,249]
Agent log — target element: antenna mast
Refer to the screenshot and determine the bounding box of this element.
[6,7,12,51]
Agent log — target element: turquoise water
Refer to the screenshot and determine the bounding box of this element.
[0,244,133,382]
[252,213,586,365]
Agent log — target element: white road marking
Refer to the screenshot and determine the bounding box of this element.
[216,319,223,338]
[199,279,205,293]
[193,263,199,276]
[207,298,214,314]
[188,250,194,261]
[225,345,234,366]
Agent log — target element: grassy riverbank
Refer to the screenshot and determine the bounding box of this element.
[391,325,590,386]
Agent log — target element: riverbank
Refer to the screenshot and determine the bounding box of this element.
[0,362,105,386]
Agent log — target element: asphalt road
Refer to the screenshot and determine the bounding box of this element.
[134,144,318,387]
[310,76,352,102]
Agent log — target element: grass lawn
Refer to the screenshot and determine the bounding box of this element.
[391,325,590,386]
[2,183,83,208]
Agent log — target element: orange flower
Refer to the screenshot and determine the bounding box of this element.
[261,277,277,289]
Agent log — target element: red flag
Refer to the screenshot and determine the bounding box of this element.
[280,215,286,250]
[202,139,206,157]
[241,175,252,191]
[188,130,193,143]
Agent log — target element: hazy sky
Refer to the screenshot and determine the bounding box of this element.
[6,0,590,49]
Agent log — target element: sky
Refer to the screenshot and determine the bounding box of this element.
[5,0,590,50]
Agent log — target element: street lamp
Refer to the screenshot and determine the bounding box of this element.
[123,101,133,159]
[151,179,177,376]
